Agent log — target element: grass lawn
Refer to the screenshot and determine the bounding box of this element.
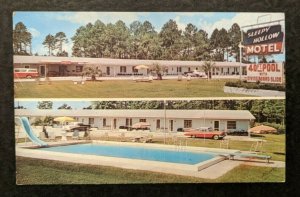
[14,79,248,98]
[16,156,285,184]
[180,134,286,162]
[91,134,285,161]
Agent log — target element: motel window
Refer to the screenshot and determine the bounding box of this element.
[156,119,160,129]
[177,67,182,72]
[227,121,236,129]
[120,66,126,73]
[25,65,30,68]
[103,118,106,127]
[76,66,83,72]
[188,67,191,72]
[139,119,146,122]
[126,118,132,126]
[227,68,229,73]
[89,118,94,125]
[184,120,192,128]
[132,67,138,73]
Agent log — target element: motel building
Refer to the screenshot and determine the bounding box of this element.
[15,109,255,133]
[14,55,247,78]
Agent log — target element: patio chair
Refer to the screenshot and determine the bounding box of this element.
[78,131,85,140]
[119,132,126,142]
[39,132,47,140]
[103,132,109,141]
[48,131,56,141]
[72,130,80,140]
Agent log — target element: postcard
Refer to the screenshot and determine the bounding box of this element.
[13,12,285,184]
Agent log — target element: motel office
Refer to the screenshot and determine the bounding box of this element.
[14,55,247,78]
[15,109,255,133]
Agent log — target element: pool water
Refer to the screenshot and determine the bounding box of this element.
[41,144,215,165]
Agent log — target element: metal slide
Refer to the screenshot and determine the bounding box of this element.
[16,117,48,147]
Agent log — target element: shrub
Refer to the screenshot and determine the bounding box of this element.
[225,81,285,91]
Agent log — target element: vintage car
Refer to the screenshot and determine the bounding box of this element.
[184,127,226,140]
[63,122,91,132]
[14,68,39,79]
[183,70,207,78]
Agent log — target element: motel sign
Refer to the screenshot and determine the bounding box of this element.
[246,63,284,84]
[243,24,284,55]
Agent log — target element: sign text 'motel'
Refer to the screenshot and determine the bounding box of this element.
[243,24,284,55]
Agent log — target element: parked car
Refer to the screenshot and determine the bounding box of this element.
[14,68,39,79]
[64,122,91,132]
[183,70,207,78]
[184,128,225,140]
[177,128,184,132]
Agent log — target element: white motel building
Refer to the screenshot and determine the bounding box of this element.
[14,55,247,78]
[15,109,255,133]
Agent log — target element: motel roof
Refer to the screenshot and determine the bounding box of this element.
[14,55,247,67]
[15,109,255,120]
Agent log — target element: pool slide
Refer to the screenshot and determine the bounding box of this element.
[16,117,48,147]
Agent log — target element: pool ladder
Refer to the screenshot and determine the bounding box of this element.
[175,138,188,151]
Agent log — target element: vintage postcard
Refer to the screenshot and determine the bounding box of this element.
[14,12,285,184]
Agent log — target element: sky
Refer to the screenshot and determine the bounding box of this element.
[15,100,91,110]
[13,12,285,61]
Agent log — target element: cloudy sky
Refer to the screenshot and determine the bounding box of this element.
[13,12,285,58]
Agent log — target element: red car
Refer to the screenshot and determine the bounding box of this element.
[184,128,225,140]
[14,68,39,79]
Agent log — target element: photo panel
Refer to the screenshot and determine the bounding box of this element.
[15,98,285,184]
[13,11,285,184]
[13,12,285,99]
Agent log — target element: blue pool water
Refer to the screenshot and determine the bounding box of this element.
[41,144,215,165]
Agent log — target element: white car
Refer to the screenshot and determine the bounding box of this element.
[186,70,207,78]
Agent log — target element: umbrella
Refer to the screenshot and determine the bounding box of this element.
[54,116,75,123]
[249,125,277,134]
[135,65,149,70]
[132,122,151,129]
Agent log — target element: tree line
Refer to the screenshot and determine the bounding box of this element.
[31,100,284,125]
[72,19,242,61]
[13,20,242,62]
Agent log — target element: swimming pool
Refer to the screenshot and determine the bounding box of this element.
[41,143,216,165]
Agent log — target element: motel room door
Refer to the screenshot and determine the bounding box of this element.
[214,121,220,131]
[106,67,110,76]
[169,120,174,132]
[113,118,117,130]
[40,65,46,77]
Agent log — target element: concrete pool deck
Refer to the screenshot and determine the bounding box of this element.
[16,140,285,179]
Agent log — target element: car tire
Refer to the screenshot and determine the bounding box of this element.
[213,135,219,140]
